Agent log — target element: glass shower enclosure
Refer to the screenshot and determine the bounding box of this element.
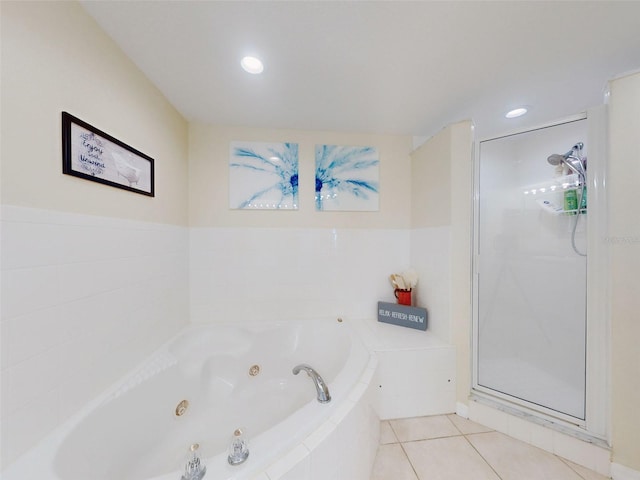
[474,118,588,422]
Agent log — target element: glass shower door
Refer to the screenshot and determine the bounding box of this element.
[475,119,587,421]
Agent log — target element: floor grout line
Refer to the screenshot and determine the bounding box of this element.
[461,432,505,480]
[557,455,598,480]
[395,432,465,445]
[395,431,504,480]
[398,442,422,480]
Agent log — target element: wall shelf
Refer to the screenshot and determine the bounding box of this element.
[524,174,586,216]
[522,173,582,196]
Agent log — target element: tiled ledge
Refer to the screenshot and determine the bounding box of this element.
[353,318,457,420]
[353,316,450,352]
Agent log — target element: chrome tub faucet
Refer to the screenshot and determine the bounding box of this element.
[292,364,331,403]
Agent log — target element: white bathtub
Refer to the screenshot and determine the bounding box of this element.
[3,318,379,480]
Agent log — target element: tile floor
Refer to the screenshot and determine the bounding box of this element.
[372,415,610,480]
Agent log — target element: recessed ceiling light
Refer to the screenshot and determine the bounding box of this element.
[241,56,264,74]
[505,107,528,118]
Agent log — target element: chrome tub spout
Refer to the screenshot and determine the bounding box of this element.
[292,364,331,403]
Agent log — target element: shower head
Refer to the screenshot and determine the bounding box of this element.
[547,143,584,165]
[547,153,585,180]
[547,144,586,183]
[547,153,567,167]
[565,155,586,180]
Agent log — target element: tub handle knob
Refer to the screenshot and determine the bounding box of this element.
[181,443,206,480]
[227,428,250,466]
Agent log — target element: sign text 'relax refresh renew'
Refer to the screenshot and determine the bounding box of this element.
[377,301,428,331]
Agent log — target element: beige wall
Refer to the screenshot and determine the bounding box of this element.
[410,121,474,401]
[608,71,640,471]
[189,123,412,228]
[410,126,452,228]
[449,122,474,408]
[1,1,188,226]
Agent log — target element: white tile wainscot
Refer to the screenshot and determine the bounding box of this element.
[354,318,457,420]
[189,227,410,323]
[0,205,189,466]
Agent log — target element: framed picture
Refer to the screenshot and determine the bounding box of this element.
[315,144,379,211]
[229,141,299,209]
[62,112,154,196]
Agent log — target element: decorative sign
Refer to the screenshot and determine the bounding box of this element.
[377,301,428,331]
[62,112,154,196]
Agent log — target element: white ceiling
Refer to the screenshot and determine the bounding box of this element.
[81,1,640,141]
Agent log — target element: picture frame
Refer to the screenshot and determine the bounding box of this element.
[315,144,379,211]
[229,141,299,209]
[62,112,155,196]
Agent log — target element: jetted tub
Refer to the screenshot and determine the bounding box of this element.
[3,318,379,480]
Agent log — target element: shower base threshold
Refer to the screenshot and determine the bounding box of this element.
[467,392,610,476]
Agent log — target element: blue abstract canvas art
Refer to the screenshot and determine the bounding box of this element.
[315,145,379,211]
[230,141,299,209]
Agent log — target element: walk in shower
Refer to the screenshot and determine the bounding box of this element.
[473,113,608,437]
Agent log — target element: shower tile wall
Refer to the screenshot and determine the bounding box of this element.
[189,227,411,323]
[0,206,189,465]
